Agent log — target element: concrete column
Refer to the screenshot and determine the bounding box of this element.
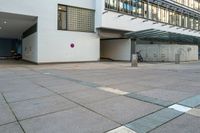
[131,54,138,67]
[175,54,180,64]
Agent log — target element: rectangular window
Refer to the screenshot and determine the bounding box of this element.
[58,5,95,32]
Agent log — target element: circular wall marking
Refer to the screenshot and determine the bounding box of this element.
[70,43,75,48]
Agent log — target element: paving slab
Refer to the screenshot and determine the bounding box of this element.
[8,67,38,75]
[0,102,16,126]
[179,95,200,108]
[0,80,36,93]
[0,122,24,133]
[86,96,162,124]
[17,73,48,79]
[158,82,200,94]
[135,80,168,88]
[10,95,78,120]
[37,72,100,88]
[136,89,195,103]
[51,75,100,88]
[126,108,183,133]
[46,82,92,94]
[35,78,75,87]
[62,88,117,104]
[3,86,54,103]
[28,76,57,84]
[126,93,173,107]
[20,107,119,133]
[150,114,200,133]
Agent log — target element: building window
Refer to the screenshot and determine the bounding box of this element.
[58,5,95,32]
[174,0,200,11]
[105,0,200,31]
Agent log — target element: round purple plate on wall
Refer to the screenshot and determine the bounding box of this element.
[70,43,75,48]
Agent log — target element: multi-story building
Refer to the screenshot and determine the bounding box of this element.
[0,0,199,63]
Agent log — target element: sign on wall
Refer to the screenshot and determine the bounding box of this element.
[70,43,75,48]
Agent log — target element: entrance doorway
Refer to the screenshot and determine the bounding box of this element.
[0,12,37,62]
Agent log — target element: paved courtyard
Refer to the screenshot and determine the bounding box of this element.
[0,60,200,133]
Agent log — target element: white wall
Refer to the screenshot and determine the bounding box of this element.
[37,0,99,63]
[0,0,99,63]
[38,0,99,63]
[101,39,131,61]
[136,44,199,62]
[38,31,100,63]
[22,33,38,63]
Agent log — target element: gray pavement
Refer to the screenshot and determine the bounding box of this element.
[0,60,200,133]
[0,102,16,125]
[85,96,161,124]
[20,107,119,133]
[10,95,78,120]
[150,114,200,133]
[136,89,195,103]
[0,122,24,133]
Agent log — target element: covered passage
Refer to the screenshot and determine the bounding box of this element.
[0,12,37,63]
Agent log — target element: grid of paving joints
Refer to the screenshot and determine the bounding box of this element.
[112,95,200,133]
[28,73,164,132]
[0,122,24,133]
[0,80,121,132]
[9,95,79,121]
[0,93,25,133]
[33,79,123,125]
[42,73,131,97]
[1,62,200,133]
[16,73,200,133]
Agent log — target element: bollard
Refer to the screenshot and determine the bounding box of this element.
[131,54,138,67]
[175,54,180,64]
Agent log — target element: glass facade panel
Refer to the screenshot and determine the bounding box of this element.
[174,0,200,10]
[105,0,200,31]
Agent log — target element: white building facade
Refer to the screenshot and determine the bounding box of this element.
[0,0,200,63]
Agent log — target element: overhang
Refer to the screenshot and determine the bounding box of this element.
[124,29,200,44]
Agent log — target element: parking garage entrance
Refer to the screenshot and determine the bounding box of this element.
[100,28,200,62]
[99,28,132,62]
[0,12,37,62]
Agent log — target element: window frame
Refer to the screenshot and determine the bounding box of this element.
[57,4,95,33]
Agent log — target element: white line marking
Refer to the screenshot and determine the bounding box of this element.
[107,126,137,133]
[43,73,51,75]
[97,87,129,95]
[168,104,192,113]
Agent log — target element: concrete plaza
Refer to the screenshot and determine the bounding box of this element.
[0,60,200,133]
